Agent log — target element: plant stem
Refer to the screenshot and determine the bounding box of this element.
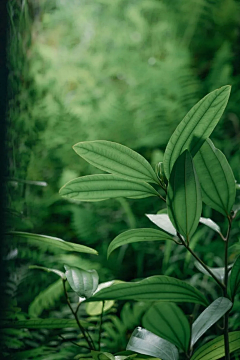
[62,279,95,350]
[223,216,232,360]
[98,301,105,350]
[177,233,225,290]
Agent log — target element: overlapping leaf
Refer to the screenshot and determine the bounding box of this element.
[191,297,232,347]
[127,327,179,360]
[73,140,159,184]
[65,265,99,298]
[143,302,190,352]
[194,262,232,282]
[146,214,177,236]
[107,228,175,258]
[59,174,159,201]
[190,331,240,360]
[167,151,202,241]
[29,265,66,279]
[163,85,231,179]
[89,276,208,306]
[194,138,236,216]
[7,231,97,255]
[199,217,222,236]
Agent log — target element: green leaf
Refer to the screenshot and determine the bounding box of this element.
[59,174,159,202]
[29,265,66,279]
[190,331,240,360]
[1,318,88,329]
[230,255,240,298]
[191,297,232,347]
[65,265,99,298]
[85,300,115,316]
[142,302,190,352]
[146,214,177,236]
[91,351,115,360]
[163,85,231,179]
[194,138,236,216]
[89,275,208,306]
[126,327,179,360]
[167,151,202,241]
[107,228,175,258]
[73,140,159,184]
[194,262,232,282]
[199,217,222,236]
[7,231,97,255]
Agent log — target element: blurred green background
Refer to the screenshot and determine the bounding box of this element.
[3,0,240,358]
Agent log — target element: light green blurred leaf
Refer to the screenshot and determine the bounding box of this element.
[85,300,115,316]
[143,302,190,352]
[191,297,232,347]
[107,228,175,258]
[194,138,236,216]
[89,276,208,306]
[126,327,178,360]
[167,151,202,241]
[194,262,232,282]
[59,174,159,202]
[190,331,240,360]
[163,85,231,179]
[73,140,158,184]
[91,351,115,360]
[7,231,98,255]
[65,265,99,298]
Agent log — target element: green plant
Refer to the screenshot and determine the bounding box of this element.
[4,86,240,359]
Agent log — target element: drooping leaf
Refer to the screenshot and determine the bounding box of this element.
[194,262,232,282]
[142,302,190,352]
[89,276,208,306]
[199,217,222,236]
[190,331,240,360]
[230,255,240,298]
[107,228,175,258]
[73,140,159,184]
[163,85,231,179]
[127,327,179,360]
[29,265,66,279]
[191,297,232,347]
[146,214,177,236]
[194,138,236,216]
[65,265,99,298]
[59,174,159,202]
[85,300,115,316]
[167,151,202,241]
[2,318,88,329]
[7,231,97,255]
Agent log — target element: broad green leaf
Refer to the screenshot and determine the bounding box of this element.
[191,297,232,347]
[167,151,202,241]
[163,85,231,179]
[146,214,177,236]
[1,318,88,329]
[194,262,232,282]
[89,275,208,306]
[85,300,115,316]
[91,351,115,360]
[59,174,159,202]
[230,255,240,298]
[29,265,66,279]
[65,265,99,298]
[127,327,179,360]
[73,140,159,184]
[194,138,236,216]
[142,302,190,352]
[107,228,175,258]
[199,217,222,236]
[190,331,240,360]
[7,231,97,255]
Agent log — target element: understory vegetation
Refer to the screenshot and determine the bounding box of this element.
[2,0,240,359]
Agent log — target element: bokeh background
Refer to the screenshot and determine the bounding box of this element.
[3,0,240,358]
